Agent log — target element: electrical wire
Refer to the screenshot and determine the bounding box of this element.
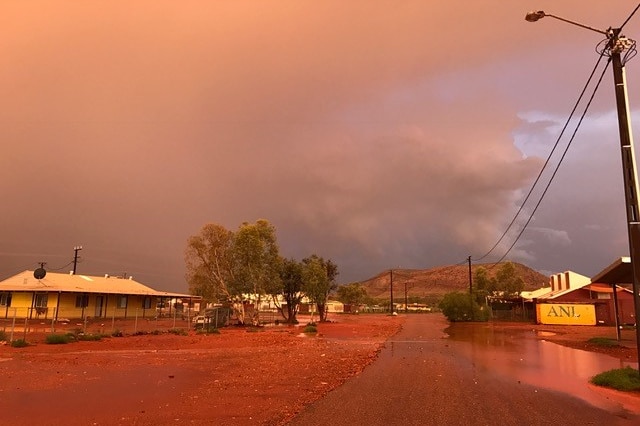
[472,53,608,262]
[46,261,75,272]
[488,57,612,269]
[620,3,640,31]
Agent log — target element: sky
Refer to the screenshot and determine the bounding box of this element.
[2,1,640,292]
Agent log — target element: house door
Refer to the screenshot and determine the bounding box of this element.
[95,296,104,317]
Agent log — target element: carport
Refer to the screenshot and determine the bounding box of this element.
[591,257,633,340]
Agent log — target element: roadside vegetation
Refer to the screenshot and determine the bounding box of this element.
[439,262,524,322]
[185,219,339,326]
[587,337,621,348]
[591,367,640,392]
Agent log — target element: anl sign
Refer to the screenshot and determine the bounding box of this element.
[537,303,596,325]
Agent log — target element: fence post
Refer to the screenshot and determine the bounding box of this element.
[112,308,116,333]
[172,308,177,329]
[51,308,56,333]
[84,315,88,334]
[134,309,138,334]
[23,317,28,341]
[9,308,16,341]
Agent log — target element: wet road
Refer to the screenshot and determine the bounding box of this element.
[289,314,640,426]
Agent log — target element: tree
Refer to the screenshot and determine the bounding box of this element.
[336,283,367,309]
[276,258,304,324]
[474,262,525,300]
[185,223,236,303]
[494,262,525,298]
[232,219,282,325]
[185,219,283,325]
[473,266,492,305]
[301,255,338,322]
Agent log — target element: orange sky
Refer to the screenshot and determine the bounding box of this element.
[2,1,640,290]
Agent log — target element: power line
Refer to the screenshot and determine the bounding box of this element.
[620,3,640,30]
[489,56,612,269]
[473,53,608,262]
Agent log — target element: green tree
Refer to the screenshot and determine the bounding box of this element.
[185,219,283,325]
[302,255,338,322]
[185,223,236,303]
[277,258,304,324]
[473,266,492,305]
[474,262,525,300]
[494,262,525,298]
[336,283,367,309]
[232,219,283,325]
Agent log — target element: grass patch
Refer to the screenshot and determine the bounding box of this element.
[168,328,188,336]
[77,333,103,341]
[591,367,640,392]
[587,337,621,348]
[196,328,220,335]
[303,324,318,334]
[45,333,72,344]
[10,339,29,348]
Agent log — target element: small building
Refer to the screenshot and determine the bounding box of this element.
[0,270,195,320]
[530,263,635,326]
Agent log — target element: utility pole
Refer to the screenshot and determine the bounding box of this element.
[608,28,640,365]
[405,280,408,313]
[525,10,640,371]
[72,246,83,275]
[468,256,473,320]
[389,269,394,315]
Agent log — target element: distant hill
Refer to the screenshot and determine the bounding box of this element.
[356,262,549,302]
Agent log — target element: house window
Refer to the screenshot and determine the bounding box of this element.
[0,293,10,306]
[142,297,152,309]
[118,295,128,309]
[35,293,48,308]
[75,294,89,308]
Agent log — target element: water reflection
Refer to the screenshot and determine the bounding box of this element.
[446,323,635,412]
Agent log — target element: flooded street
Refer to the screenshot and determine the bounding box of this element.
[293,314,640,425]
[445,322,637,413]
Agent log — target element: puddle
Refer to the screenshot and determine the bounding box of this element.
[446,323,637,413]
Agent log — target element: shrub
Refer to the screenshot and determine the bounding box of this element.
[168,328,188,336]
[591,367,640,391]
[11,339,29,348]
[111,329,124,337]
[45,334,72,344]
[0,330,7,342]
[439,292,489,322]
[303,324,318,334]
[77,333,102,341]
[196,328,220,335]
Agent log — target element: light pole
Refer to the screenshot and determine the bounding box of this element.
[526,10,640,371]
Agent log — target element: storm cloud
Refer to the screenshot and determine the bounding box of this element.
[2,1,640,290]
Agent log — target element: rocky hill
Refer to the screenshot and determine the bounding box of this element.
[357,262,549,302]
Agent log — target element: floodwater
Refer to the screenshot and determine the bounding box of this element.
[444,323,637,413]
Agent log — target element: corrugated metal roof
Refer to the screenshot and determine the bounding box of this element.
[0,270,194,298]
[536,279,593,300]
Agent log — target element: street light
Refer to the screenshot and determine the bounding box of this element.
[526,10,640,371]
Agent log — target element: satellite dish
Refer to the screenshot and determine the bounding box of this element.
[34,268,46,279]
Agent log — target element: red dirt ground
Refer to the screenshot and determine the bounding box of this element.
[0,314,638,425]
